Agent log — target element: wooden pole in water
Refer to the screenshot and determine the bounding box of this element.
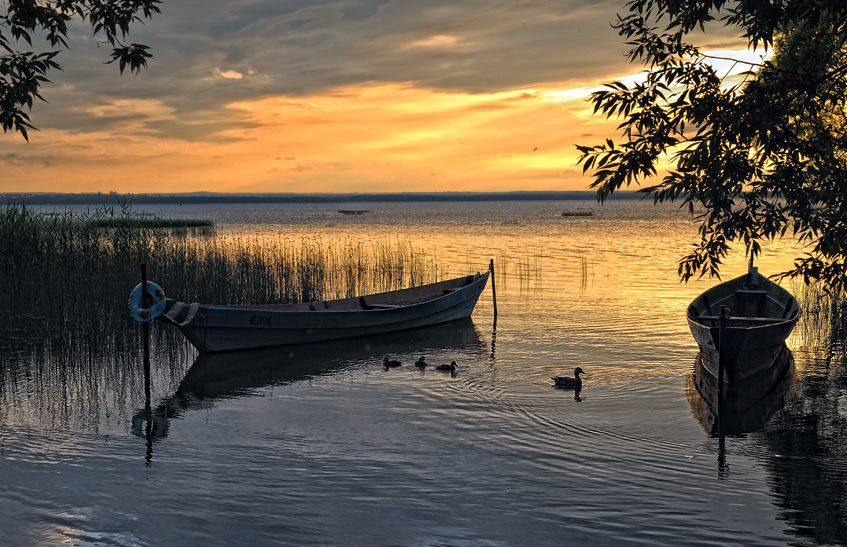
[717,305,729,402]
[716,305,730,444]
[140,263,154,462]
[489,259,498,318]
[140,263,151,308]
[140,266,151,371]
[140,266,151,403]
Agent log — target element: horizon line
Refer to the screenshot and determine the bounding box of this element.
[1,189,644,205]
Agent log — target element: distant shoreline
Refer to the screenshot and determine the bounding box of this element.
[1,190,642,206]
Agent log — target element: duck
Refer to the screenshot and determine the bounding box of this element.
[383,357,402,368]
[552,367,586,388]
[436,361,457,372]
[414,356,427,368]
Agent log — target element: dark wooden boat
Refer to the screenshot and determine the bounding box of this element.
[157,272,489,353]
[687,267,800,386]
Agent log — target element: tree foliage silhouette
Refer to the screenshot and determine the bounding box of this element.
[1,0,160,141]
[577,1,847,292]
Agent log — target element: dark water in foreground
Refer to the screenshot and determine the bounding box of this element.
[2,199,846,546]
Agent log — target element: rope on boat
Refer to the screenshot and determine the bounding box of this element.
[164,301,200,326]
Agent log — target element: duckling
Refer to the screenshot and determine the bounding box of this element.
[414,356,427,368]
[436,361,457,372]
[383,357,402,368]
[552,367,586,388]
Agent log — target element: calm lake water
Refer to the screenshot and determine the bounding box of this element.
[2,198,846,546]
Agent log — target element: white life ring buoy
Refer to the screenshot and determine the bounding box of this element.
[129,281,167,322]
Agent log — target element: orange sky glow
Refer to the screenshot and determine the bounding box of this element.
[3,81,620,194]
[1,0,759,195]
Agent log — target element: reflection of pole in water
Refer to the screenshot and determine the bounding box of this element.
[490,315,497,360]
[717,433,728,479]
[144,389,154,464]
[144,334,153,464]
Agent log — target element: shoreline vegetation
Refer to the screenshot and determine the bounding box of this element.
[0,203,439,349]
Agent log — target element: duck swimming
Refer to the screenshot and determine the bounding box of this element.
[436,361,457,371]
[414,356,427,368]
[384,357,402,368]
[552,367,586,388]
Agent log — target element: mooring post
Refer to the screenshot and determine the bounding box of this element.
[717,306,729,402]
[489,259,498,318]
[140,265,152,411]
[140,263,150,308]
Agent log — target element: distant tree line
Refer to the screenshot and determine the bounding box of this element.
[0,191,642,206]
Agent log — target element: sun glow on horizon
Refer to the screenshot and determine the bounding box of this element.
[3,80,619,194]
[2,45,762,195]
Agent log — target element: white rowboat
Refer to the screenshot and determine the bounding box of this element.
[158,271,489,353]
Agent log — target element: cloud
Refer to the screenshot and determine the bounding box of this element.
[37,1,635,128]
[213,69,246,79]
[2,0,751,193]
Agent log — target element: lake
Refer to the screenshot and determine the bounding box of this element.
[2,198,845,546]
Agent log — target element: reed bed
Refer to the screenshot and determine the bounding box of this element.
[0,204,439,349]
[159,235,440,306]
[490,249,543,292]
[795,281,846,359]
[0,204,442,432]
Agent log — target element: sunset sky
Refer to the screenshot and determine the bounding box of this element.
[1,0,754,194]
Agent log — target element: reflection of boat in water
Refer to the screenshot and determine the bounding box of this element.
[158,272,489,353]
[686,347,796,437]
[687,267,800,387]
[134,319,484,442]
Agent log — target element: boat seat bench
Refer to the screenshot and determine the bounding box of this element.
[695,315,785,324]
[358,296,402,309]
[734,289,769,295]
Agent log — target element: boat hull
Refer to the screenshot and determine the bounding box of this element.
[160,272,489,353]
[687,348,796,436]
[687,269,799,385]
[688,319,798,384]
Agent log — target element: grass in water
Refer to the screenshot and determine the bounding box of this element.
[0,204,439,347]
[561,210,593,217]
[796,281,846,358]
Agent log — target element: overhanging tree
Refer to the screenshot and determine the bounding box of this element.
[576,0,847,292]
[1,0,161,141]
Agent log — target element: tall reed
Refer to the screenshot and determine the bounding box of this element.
[795,281,846,358]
